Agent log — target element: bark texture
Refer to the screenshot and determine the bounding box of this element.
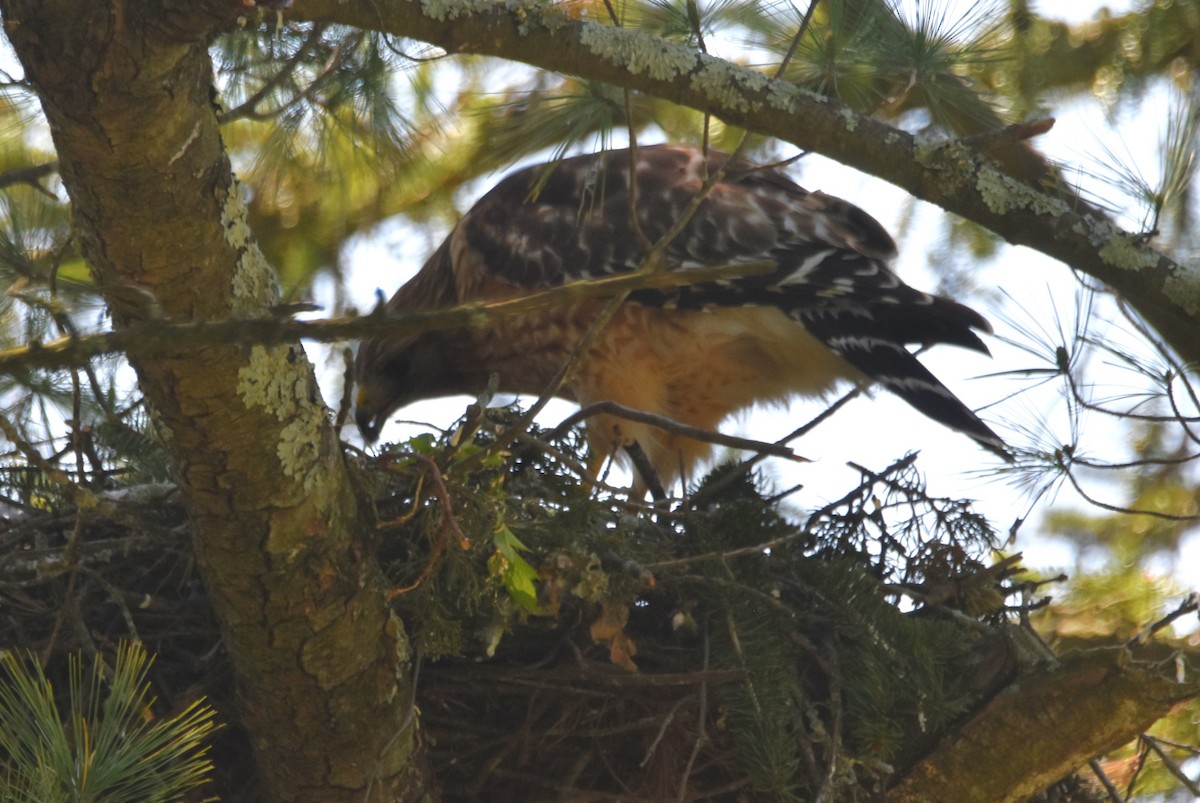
[0,2,427,800]
[891,649,1197,802]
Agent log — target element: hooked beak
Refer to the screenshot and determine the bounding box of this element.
[356,406,383,444]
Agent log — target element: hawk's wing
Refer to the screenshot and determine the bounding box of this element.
[443,144,1004,454]
[455,145,896,292]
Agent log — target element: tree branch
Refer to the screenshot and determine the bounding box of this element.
[0,260,775,372]
[290,0,1200,365]
[0,160,58,191]
[889,649,1199,803]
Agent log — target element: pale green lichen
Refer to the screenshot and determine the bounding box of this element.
[578,22,697,81]
[1164,263,1200,316]
[239,345,302,418]
[421,0,541,22]
[278,418,324,491]
[760,75,824,118]
[223,181,329,492]
[837,105,858,132]
[915,141,1075,218]
[229,241,276,315]
[220,179,253,248]
[974,163,1070,217]
[765,79,798,114]
[222,179,280,315]
[237,344,330,490]
[975,167,1022,214]
[689,59,768,114]
[1098,233,1160,271]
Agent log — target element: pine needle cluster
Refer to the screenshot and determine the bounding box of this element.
[0,643,218,803]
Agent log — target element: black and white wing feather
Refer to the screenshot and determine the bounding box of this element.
[399,144,1007,455]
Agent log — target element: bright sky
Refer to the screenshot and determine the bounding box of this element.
[334,0,1197,583]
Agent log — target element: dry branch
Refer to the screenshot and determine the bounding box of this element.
[890,649,1199,803]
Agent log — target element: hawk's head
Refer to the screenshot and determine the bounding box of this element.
[354,331,450,443]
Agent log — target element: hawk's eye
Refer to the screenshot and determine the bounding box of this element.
[383,355,412,379]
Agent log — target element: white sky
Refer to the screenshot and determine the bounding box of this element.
[328,0,1197,587]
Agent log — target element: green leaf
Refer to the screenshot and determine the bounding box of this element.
[491,524,539,611]
[407,432,438,454]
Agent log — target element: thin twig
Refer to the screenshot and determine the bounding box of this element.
[546,400,800,461]
[0,413,73,491]
[1127,592,1200,647]
[812,641,842,803]
[687,387,860,507]
[0,161,58,191]
[676,621,711,802]
[1064,467,1200,522]
[640,694,690,768]
[41,513,87,663]
[77,566,141,642]
[335,345,355,430]
[0,532,181,584]
[510,431,594,484]
[622,440,667,501]
[417,455,468,552]
[1089,758,1127,803]
[363,652,424,803]
[1143,734,1200,797]
[0,259,777,372]
[218,24,331,123]
[643,527,808,570]
[775,0,821,79]
[386,455,468,597]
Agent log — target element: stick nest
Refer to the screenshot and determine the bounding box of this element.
[1,408,1074,801]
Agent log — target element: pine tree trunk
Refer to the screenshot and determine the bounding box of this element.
[0,2,429,799]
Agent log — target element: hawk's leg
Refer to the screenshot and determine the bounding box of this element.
[584,418,669,501]
[624,440,667,502]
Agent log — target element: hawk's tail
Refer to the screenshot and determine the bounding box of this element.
[795,300,1012,461]
[627,254,1009,459]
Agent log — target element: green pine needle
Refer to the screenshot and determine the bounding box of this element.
[0,642,219,803]
[481,79,630,171]
[631,0,768,49]
[1077,88,1199,238]
[1154,91,1199,239]
[768,0,1008,132]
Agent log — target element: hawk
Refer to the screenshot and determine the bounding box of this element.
[355,145,1006,490]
